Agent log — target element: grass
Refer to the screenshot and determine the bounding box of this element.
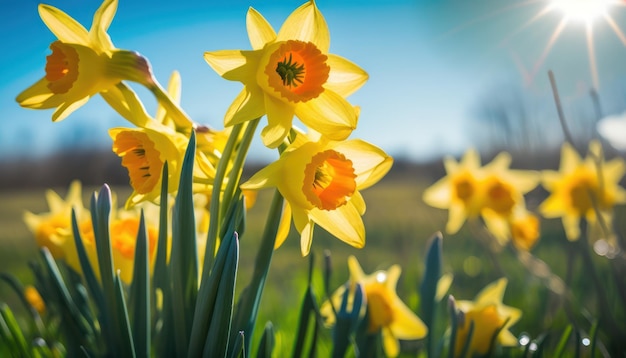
[1,172,625,355]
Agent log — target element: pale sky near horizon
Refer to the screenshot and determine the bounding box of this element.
[2,0,626,163]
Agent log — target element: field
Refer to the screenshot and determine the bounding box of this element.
[2,163,624,356]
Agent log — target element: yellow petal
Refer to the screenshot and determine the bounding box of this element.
[16,78,62,109]
[100,83,153,128]
[475,277,507,306]
[295,90,357,141]
[274,201,292,250]
[422,178,452,209]
[204,50,255,79]
[156,71,182,124]
[562,214,581,241]
[382,327,401,358]
[350,191,366,215]
[300,219,315,256]
[484,152,511,171]
[38,4,90,45]
[347,255,366,281]
[90,0,117,51]
[240,161,280,190]
[246,7,276,50]
[325,54,369,97]
[333,139,392,190]
[224,87,266,127]
[52,97,90,122]
[388,296,428,339]
[446,202,467,234]
[561,142,582,173]
[278,1,330,53]
[308,202,365,249]
[262,95,295,148]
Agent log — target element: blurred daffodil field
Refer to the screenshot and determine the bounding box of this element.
[1,0,625,357]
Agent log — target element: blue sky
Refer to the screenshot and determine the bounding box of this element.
[3,0,626,163]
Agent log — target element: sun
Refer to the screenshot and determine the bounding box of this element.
[549,0,613,24]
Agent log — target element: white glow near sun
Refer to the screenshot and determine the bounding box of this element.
[550,0,613,23]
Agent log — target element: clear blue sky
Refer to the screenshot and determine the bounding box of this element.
[2,0,626,163]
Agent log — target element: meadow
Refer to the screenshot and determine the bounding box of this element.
[2,159,624,356]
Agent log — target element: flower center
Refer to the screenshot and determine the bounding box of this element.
[567,168,606,214]
[303,150,356,210]
[364,283,394,333]
[265,40,329,103]
[45,41,79,94]
[112,131,163,194]
[452,172,476,202]
[483,176,516,215]
[510,213,540,251]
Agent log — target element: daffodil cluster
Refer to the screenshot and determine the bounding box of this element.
[422,149,540,250]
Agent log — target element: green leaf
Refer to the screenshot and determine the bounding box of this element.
[229,331,246,358]
[420,232,443,358]
[203,233,239,358]
[189,231,238,356]
[256,322,274,358]
[153,162,170,293]
[170,131,198,356]
[0,303,30,357]
[113,274,136,357]
[129,211,150,358]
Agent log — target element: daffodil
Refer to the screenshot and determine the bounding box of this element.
[16,0,153,123]
[23,181,86,260]
[204,1,367,148]
[321,256,427,357]
[424,149,539,240]
[110,126,188,207]
[240,135,392,255]
[24,285,46,315]
[453,278,521,357]
[539,140,626,247]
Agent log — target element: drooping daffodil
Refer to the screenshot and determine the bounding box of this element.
[15,0,155,123]
[321,256,427,357]
[204,1,368,148]
[453,278,521,357]
[240,134,392,256]
[539,140,626,255]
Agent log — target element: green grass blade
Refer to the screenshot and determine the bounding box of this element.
[114,274,136,357]
[420,232,443,358]
[0,303,30,358]
[170,131,198,356]
[228,331,245,358]
[203,233,239,358]
[153,162,170,293]
[129,211,150,358]
[256,322,274,358]
[554,325,572,358]
[0,273,46,337]
[589,321,599,358]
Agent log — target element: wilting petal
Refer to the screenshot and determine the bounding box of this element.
[246,7,276,50]
[39,4,90,45]
[325,54,368,97]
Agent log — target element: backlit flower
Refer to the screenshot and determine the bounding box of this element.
[321,256,427,357]
[453,278,521,357]
[24,285,46,315]
[424,149,539,239]
[110,126,187,207]
[240,135,392,255]
[539,141,626,248]
[23,181,86,260]
[204,1,367,148]
[16,0,153,122]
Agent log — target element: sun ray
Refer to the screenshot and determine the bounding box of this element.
[586,23,600,89]
[436,0,542,41]
[499,6,553,47]
[530,18,568,84]
[604,13,626,46]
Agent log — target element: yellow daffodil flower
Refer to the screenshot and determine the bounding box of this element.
[23,181,86,260]
[204,1,367,148]
[110,126,188,207]
[539,140,626,249]
[240,135,392,255]
[24,285,46,315]
[321,256,427,357]
[453,278,521,357]
[16,0,153,122]
[423,149,539,241]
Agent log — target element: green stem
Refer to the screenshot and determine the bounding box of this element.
[235,190,284,354]
[220,119,260,220]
